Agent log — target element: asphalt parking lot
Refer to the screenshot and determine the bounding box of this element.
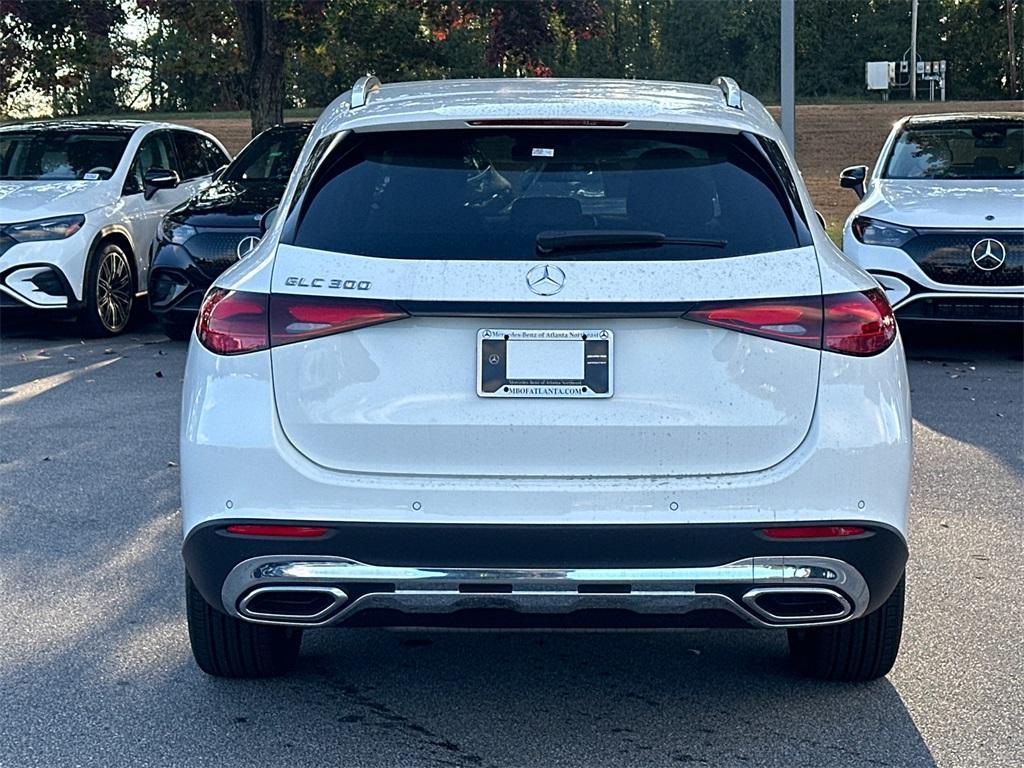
[0,314,1021,768]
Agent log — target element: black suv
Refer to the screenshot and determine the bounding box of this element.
[148,122,313,340]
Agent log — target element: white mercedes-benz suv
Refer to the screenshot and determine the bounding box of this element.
[841,113,1023,323]
[181,77,912,682]
[0,120,229,334]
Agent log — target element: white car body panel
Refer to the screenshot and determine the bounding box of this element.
[0,121,227,307]
[182,337,910,531]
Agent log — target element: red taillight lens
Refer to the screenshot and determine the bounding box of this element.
[197,291,409,355]
[761,525,867,539]
[684,289,896,357]
[824,288,897,356]
[224,524,329,538]
[269,295,407,346]
[684,297,823,349]
[196,288,270,355]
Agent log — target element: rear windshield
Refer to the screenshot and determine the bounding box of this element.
[0,130,131,181]
[288,129,809,260]
[883,121,1023,180]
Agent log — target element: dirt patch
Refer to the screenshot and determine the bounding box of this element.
[177,100,1020,232]
[768,100,1020,230]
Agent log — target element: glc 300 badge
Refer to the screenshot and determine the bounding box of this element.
[526,264,565,296]
[284,276,371,290]
[970,238,1006,271]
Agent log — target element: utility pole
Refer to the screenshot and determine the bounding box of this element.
[780,0,795,151]
[910,0,918,101]
[1008,0,1019,98]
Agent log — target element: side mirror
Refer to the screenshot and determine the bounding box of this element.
[259,206,279,235]
[144,167,180,200]
[814,210,827,229]
[839,165,868,199]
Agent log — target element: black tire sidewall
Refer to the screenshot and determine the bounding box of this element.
[82,241,134,336]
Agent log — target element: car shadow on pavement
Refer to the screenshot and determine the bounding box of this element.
[900,320,1023,476]
[244,626,939,768]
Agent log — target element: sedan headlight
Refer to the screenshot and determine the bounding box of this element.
[851,217,917,248]
[5,214,85,242]
[158,218,197,245]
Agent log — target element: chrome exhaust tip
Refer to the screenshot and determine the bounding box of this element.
[238,586,347,624]
[742,587,852,624]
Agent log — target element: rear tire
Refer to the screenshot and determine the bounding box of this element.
[79,240,135,336]
[787,574,905,682]
[186,572,303,678]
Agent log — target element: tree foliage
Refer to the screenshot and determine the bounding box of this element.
[1,0,1019,122]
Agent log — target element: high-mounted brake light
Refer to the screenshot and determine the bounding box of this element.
[684,289,896,357]
[761,526,867,539]
[466,119,628,127]
[224,524,329,538]
[196,290,408,355]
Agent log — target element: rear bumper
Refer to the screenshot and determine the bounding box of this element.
[183,520,908,629]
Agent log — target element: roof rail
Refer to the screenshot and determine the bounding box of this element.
[711,76,743,110]
[350,75,381,109]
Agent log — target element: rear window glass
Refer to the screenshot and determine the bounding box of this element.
[883,121,1023,180]
[288,129,808,260]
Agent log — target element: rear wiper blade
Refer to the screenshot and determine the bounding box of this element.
[536,230,727,254]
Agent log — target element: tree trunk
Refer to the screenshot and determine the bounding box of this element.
[233,0,285,136]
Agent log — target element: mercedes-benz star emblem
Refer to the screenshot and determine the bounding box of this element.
[526,264,566,296]
[236,235,261,258]
[970,238,1007,271]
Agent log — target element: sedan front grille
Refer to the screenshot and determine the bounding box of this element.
[902,231,1023,288]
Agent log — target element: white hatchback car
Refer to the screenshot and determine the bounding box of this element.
[841,113,1023,323]
[181,77,912,681]
[0,120,229,334]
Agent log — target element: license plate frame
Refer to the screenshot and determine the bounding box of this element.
[476,328,613,398]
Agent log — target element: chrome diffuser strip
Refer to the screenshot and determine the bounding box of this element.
[221,555,869,629]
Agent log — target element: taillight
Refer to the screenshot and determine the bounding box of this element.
[196,289,269,355]
[684,288,896,357]
[196,290,408,355]
[269,295,407,346]
[823,288,897,356]
[684,297,822,349]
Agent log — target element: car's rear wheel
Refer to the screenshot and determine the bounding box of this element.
[185,572,303,678]
[787,574,905,681]
[80,241,134,336]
